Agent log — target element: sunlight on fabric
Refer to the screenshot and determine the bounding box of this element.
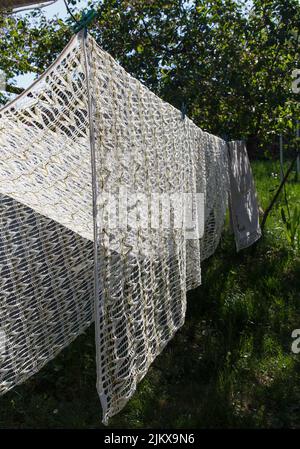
[0,31,261,424]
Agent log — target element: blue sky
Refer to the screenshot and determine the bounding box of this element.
[14,0,88,89]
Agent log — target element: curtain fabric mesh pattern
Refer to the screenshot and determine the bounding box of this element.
[0,32,232,423]
[0,34,95,394]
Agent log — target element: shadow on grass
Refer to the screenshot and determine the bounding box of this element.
[0,231,299,428]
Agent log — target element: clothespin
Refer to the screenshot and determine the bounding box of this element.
[73,8,97,35]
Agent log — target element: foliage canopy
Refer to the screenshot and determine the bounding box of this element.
[1,0,300,151]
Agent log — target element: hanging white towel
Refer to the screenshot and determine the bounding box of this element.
[228,141,262,251]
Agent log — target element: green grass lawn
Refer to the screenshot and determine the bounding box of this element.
[0,160,299,429]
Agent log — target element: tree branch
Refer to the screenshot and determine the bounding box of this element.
[5,83,24,94]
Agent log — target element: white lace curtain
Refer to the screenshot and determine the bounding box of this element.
[0,31,260,423]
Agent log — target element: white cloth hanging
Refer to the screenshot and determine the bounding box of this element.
[228,141,262,251]
[0,32,260,424]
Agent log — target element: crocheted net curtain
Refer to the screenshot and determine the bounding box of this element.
[0,32,229,423]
